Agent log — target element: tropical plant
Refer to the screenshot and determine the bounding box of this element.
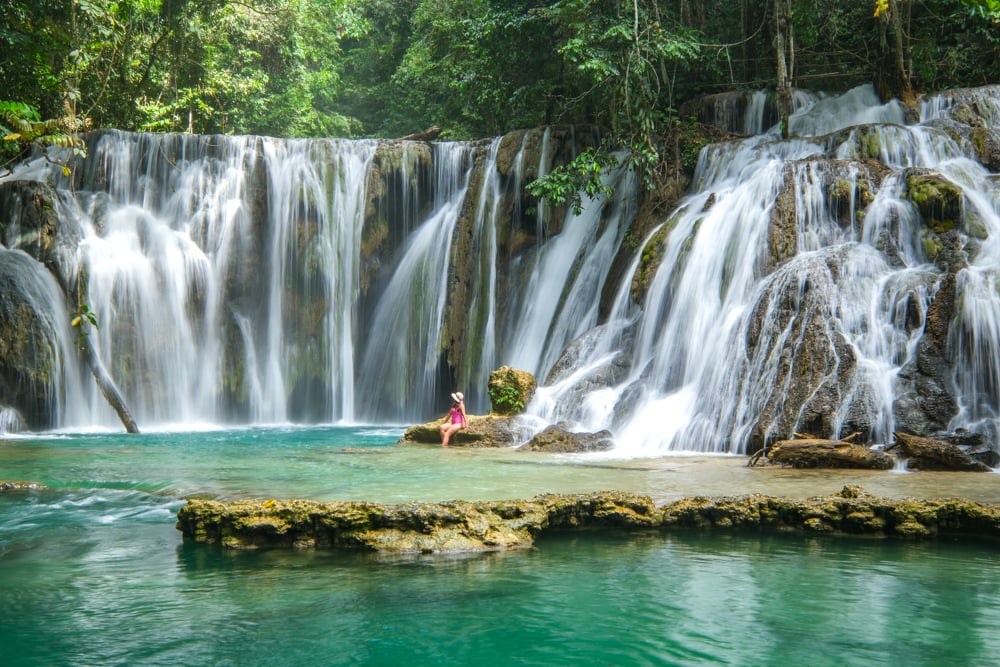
[0,101,87,176]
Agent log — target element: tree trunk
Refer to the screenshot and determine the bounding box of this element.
[80,338,140,434]
[774,0,792,138]
[891,0,913,101]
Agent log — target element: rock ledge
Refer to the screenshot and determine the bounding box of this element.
[176,486,1000,552]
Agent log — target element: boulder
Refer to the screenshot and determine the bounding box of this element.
[522,425,614,453]
[756,438,894,469]
[487,366,536,416]
[399,413,520,447]
[890,432,994,471]
[0,180,62,270]
[905,170,963,234]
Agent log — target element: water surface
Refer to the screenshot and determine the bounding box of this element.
[2,426,999,666]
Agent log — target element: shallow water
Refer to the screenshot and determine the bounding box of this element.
[3,426,1000,666]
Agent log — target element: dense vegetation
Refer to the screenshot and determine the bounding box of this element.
[2,0,999,176]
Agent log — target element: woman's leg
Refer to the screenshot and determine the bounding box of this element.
[442,423,462,447]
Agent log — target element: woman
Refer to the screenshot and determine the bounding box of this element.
[439,391,468,447]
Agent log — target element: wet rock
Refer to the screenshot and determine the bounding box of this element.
[0,180,61,269]
[175,491,660,552]
[522,424,614,453]
[487,366,536,416]
[905,170,963,234]
[765,169,798,272]
[745,252,860,452]
[970,128,1000,172]
[677,91,778,135]
[758,438,894,469]
[176,486,1000,551]
[0,481,48,492]
[661,485,1000,538]
[399,414,521,448]
[892,274,960,435]
[890,432,993,471]
[0,250,67,429]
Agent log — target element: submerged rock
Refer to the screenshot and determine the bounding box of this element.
[0,481,48,492]
[522,424,614,453]
[176,486,1000,551]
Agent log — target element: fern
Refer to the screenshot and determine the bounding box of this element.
[1,100,88,175]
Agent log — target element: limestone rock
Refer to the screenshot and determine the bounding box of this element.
[0,180,62,271]
[399,413,520,448]
[175,491,661,552]
[905,170,963,234]
[176,487,1000,551]
[759,438,894,469]
[890,432,993,471]
[522,424,614,453]
[487,366,536,416]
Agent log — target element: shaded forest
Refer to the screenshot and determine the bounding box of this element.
[2,0,999,174]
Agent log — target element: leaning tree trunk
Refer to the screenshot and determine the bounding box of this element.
[79,337,140,434]
[774,0,793,139]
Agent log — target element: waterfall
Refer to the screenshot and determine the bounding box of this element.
[531,84,1000,455]
[3,84,1000,451]
[34,131,378,427]
[356,143,473,422]
[0,249,90,429]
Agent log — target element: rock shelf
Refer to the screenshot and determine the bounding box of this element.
[175,485,1000,552]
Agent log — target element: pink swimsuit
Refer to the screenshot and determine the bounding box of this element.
[449,407,467,427]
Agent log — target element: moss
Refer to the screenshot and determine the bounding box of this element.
[630,221,673,304]
[964,210,990,240]
[487,366,536,415]
[907,173,962,232]
[921,233,944,262]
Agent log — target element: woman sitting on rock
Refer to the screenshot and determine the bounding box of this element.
[439,392,468,447]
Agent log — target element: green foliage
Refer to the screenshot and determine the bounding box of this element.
[488,383,524,414]
[0,100,87,175]
[70,303,99,350]
[962,0,1000,20]
[0,0,998,154]
[527,147,620,215]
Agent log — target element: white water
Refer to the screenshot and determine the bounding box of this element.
[357,143,473,422]
[529,84,1000,455]
[3,85,1000,455]
[0,249,90,428]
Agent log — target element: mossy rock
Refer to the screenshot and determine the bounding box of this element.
[906,172,962,233]
[487,366,536,416]
[399,413,520,448]
[177,486,1000,551]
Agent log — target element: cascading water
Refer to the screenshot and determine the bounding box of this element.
[0,249,90,429]
[529,84,1000,455]
[2,84,999,452]
[356,143,474,422]
[27,131,379,427]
